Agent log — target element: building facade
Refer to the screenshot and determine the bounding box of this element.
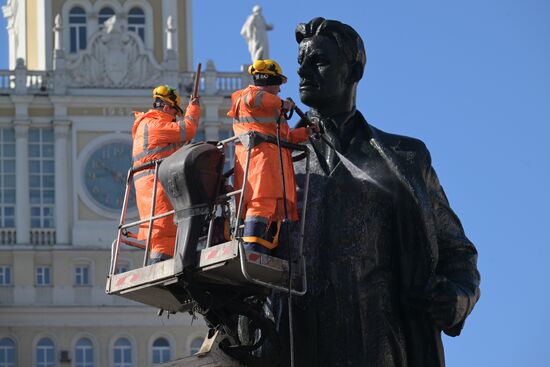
[0,0,248,365]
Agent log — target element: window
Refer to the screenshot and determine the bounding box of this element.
[74,265,90,286]
[113,338,132,367]
[0,266,11,286]
[36,338,55,367]
[0,128,15,229]
[69,6,87,53]
[0,337,16,367]
[189,337,204,355]
[75,338,94,367]
[36,266,51,286]
[152,338,170,364]
[98,7,115,28]
[127,7,145,42]
[29,128,55,229]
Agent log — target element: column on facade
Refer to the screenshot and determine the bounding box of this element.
[54,120,71,245]
[14,120,30,244]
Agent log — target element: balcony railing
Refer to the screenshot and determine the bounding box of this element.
[30,229,56,246]
[0,65,249,97]
[0,228,16,245]
[0,70,14,91]
[26,71,53,93]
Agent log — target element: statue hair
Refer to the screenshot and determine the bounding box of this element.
[295,17,366,81]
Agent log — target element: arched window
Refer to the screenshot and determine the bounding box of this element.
[113,338,132,367]
[36,338,55,367]
[151,338,170,364]
[98,7,115,28]
[69,6,87,53]
[75,338,94,367]
[189,337,204,355]
[0,338,16,367]
[127,7,145,42]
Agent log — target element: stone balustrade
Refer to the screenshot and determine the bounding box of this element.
[0,60,250,96]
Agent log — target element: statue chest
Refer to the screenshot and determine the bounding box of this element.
[296,141,400,293]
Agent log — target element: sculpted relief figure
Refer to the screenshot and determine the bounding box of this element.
[241,5,273,62]
[269,17,481,367]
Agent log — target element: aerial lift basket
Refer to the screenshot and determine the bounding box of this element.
[105,131,311,313]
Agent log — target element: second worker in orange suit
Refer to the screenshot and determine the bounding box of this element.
[228,59,318,254]
[132,85,201,264]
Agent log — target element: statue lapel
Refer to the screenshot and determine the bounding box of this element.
[361,117,438,278]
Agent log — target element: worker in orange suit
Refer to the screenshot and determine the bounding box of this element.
[228,59,318,254]
[132,85,201,264]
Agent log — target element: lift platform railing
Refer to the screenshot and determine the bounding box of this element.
[228,132,311,295]
[109,158,169,276]
[108,131,311,297]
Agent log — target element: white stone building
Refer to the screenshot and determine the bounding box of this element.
[0,0,248,365]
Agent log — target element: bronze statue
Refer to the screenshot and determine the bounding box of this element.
[269,17,481,367]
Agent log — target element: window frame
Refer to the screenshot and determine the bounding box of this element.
[74,337,94,367]
[98,6,115,28]
[112,337,133,367]
[36,266,52,286]
[0,128,16,229]
[68,5,87,53]
[28,128,55,229]
[151,337,171,364]
[74,264,91,286]
[35,337,56,367]
[0,337,16,367]
[0,266,12,286]
[127,7,146,42]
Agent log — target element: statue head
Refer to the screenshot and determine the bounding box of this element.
[295,17,366,114]
[252,5,262,15]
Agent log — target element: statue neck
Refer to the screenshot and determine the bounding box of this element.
[309,85,357,119]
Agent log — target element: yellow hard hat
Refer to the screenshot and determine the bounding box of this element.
[153,85,183,115]
[248,59,287,85]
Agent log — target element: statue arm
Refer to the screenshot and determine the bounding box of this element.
[240,17,250,39]
[424,150,481,336]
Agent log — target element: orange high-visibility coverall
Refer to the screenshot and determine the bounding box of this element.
[132,105,200,257]
[228,85,309,248]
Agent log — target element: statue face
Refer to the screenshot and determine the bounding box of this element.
[298,35,350,108]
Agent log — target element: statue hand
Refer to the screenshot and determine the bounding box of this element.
[426,275,470,330]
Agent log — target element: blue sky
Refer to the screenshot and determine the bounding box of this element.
[1,0,549,365]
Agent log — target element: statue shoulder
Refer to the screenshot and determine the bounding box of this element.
[369,123,429,157]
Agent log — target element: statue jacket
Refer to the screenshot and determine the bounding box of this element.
[273,110,480,367]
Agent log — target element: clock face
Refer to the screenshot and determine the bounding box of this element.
[82,139,137,213]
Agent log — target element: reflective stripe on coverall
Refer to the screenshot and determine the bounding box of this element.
[132,105,200,256]
[227,85,309,249]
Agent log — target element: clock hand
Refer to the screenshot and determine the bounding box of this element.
[96,160,124,182]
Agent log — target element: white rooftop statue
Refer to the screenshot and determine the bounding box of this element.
[241,5,273,62]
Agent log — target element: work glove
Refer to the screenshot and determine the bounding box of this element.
[282,98,295,111]
[189,96,200,106]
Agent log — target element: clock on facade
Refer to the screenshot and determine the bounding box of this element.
[81,138,137,215]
